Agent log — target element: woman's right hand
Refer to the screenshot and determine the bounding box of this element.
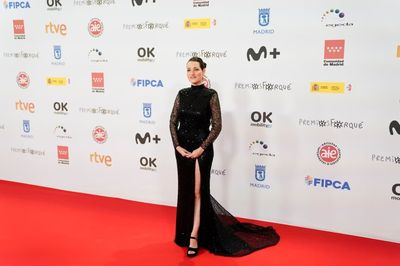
[176,146,190,158]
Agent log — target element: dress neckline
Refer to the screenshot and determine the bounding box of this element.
[190,84,205,90]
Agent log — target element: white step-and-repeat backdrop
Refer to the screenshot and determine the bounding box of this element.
[1,1,399,243]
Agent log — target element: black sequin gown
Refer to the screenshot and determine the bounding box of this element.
[169,84,279,256]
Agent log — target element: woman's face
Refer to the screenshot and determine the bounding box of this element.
[186,61,205,86]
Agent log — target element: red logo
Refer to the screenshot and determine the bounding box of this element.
[92,72,104,92]
[57,145,69,164]
[88,18,103,37]
[13,19,25,39]
[317,142,341,165]
[16,72,30,89]
[324,40,345,59]
[92,126,107,144]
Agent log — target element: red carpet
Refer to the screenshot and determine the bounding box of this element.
[0,180,399,266]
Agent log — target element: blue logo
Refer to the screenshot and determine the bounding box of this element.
[258,8,270,27]
[53,45,62,60]
[4,1,31,9]
[23,120,30,133]
[143,103,152,118]
[131,78,164,88]
[255,165,266,181]
[305,175,351,190]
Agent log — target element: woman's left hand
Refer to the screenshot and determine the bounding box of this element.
[188,147,204,159]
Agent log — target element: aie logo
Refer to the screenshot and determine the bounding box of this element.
[132,0,156,6]
[305,175,350,190]
[247,46,280,61]
[16,72,29,89]
[389,120,400,135]
[250,111,272,128]
[135,132,161,144]
[93,126,107,144]
[317,142,341,165]
[88,18,103,37]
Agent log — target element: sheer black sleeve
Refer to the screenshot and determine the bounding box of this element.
[200,92,222,150]
[169,93,180,148]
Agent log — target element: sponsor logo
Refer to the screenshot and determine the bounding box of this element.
[53,102,68,115]
[90,152,112,167]
[247,46,280,61]
[57,145,69,164]
[371,154,400,165]
[92,126,107,144]
[13,19,25,39]
[235,81,292,92]
[45,22,67,36]
[92,72,104,93]
[79,106,119,115]
[123,21,168,31]
[249,140,275,157]
[392,184,400,201]
[321,9,354,27]
[74,0,115,6]
[88,48,108,63]
[250,111,272,128]
[51,45,65,65]
[137,47,155,62]
[176,49,227,59]
[54,125,72,139]
[211,168,227,176]
[11,147,45,156]
[131,0,155,6]
[15,100,35,113]
[47,0,62,11]
[317,142,341,165]
[184,18,216,29]
[21,120,33,138]
[4,1,31,9]
[88,18,103,37]
[250,165,270,189]
[130,78,163,88]
[253,8,274,34]
[3,50,39,59]
[140,103,155,124]
[47,77,69,86]
[324,40,345,66]
[139,157,157,171]
[389,121,400,135]
[16,72,30,89]
[310,82,345,94]
[193,0,209,7]
[397,45,400,58]
[299,118,364,130]
[305,175,350,190]
[135,132,160,144]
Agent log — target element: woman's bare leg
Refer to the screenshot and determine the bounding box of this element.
[189,159,201,252]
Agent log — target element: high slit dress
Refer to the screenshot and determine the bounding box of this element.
[169,84,280,256]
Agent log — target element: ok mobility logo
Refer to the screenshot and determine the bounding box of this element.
[247,46,280,61]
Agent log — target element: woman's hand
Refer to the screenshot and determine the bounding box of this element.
[176,146,191,157]
[187,147,204,159]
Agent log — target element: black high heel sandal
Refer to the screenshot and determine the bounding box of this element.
[187,236,199,257]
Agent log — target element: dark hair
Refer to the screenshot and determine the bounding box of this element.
[187,56,207,70]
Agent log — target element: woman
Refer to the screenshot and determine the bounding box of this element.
[169,57,279,257]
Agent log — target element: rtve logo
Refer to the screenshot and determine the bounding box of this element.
[15,100,35,113]
[45,22,67,36]
[247,46,280,61]
[90,152,112,167]
[131,0,156,6]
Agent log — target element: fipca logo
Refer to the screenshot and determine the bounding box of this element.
[193,0,209,7]
[13,19,25,39]
[57,145,69,164]
[321,9,354,28]
[92,126,108,144]
[310,82,346,94]
[47,0,62,11]
[135,132,160,144]
[250,111,272,128]
[139,103,155,125]
[4,1,31,9]
[51,45,65,66]
[392,184,400,201]
[88,18,103,38]
[253,8,275,34]
[131,0,155,6]
[92,72,104,93]
[130,78,163,88]
[89,48,108,63]
[317,142,341,165]
[250,165,270,189]
[324,40,345,66]
[21,120,33,138]
[247,46,280,61]
[389,120,400,135]
[53,101,68,115]
[305,175,350,190]
[184,18,216,29]
[54,125,71,139]
[47,77,69,86]
[139,157,157,171]
[249,140,275,157]
[15,100,35,113]
[90,152,112,167]
[16,72,30,89]
[45,22,67,36]
[137,47,155,62]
